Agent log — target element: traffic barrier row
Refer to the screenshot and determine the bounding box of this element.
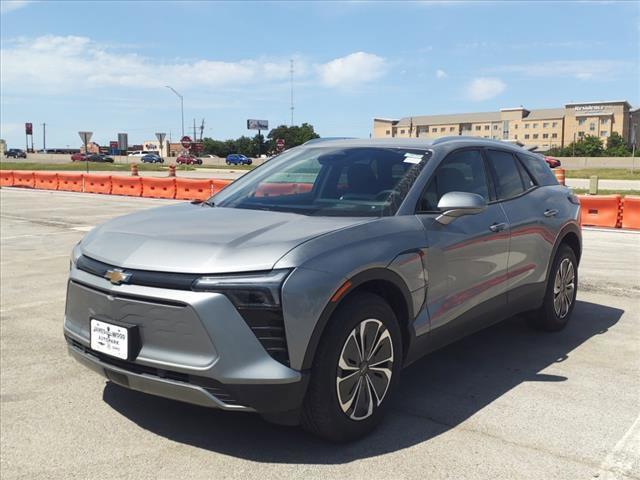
[4,172,638,230]
[576,194,640,230]
[0,171,233,201]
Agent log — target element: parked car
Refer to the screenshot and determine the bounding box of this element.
[86,153,114,163]
[141,154,164,164]
[5,148,27,158]
[176,154,202,165]
[128,150,157,157]
[65,137,581,442]
[543,155,561,168]
[226,154,252,165]
[70,152,89,161]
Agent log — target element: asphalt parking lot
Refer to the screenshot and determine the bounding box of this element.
[1,187,639,480]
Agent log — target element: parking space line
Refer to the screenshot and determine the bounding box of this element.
[596,414,640,479]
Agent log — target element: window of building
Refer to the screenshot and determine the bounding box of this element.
[552,122,558,128]
[590,123,596,131]
[552,133,558,139]
[440,127,446,132]
[400,129,405,134]
[578,131,585,138]
[475,125,481,131]
[483,135,490,139]
[514,134,518,139]
[533,123,538,128]
[533,134,539,139]
[524,134,530,139]
[543,133,549,139]
[494,124,499,130]
[450,127,455,132]
[543,122,549,128]
[601,118,609,125]
[492,136,499,139]
[601,131,609,137]
[578,118,586,126]
[524,123,529,129]
[514,124,518,129]
[432,128,437,133]
[484,125,490,130]
[386,130,390,135]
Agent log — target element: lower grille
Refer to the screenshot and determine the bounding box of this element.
[66,336,240,406]
[238,308,289,365]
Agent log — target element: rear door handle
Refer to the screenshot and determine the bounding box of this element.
[544,209,559,217]
[489,222,507,232]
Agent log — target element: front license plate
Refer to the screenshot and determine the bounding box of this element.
[90,319,129,360]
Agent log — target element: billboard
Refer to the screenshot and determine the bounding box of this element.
[247,119,269,130]
[25,123,33,135]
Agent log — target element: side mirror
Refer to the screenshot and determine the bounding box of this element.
[435,192,486,225]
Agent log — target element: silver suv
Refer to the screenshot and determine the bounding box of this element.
[64,137,581,441]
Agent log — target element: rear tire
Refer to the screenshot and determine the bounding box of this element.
[301,292,403,442]
[528,244,578,331]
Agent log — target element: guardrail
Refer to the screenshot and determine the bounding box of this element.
[2,170,639,230]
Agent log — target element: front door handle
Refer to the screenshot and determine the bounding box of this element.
[489,222,507,232]
[544,209,559,217]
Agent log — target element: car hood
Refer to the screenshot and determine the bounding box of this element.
[80,203,375,274]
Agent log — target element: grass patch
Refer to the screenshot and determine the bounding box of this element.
[571,189,638,197]
[565,168,640,180]
[0,161,195,172]
[197,164,255,171]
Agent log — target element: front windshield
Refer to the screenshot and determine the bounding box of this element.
[212,146,432,217]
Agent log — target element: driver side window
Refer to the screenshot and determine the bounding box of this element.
[419,149,490,211]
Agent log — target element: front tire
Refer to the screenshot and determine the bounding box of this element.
[528,244,578,331]
[302,292,403,442]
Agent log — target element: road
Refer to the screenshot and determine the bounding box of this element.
[1,187,639,480]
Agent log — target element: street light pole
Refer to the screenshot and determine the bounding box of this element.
[42,123,46,153]
[165,86,184,138]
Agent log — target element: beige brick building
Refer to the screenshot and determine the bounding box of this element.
[373,100,636,151]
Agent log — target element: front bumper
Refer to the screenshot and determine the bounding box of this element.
[64,265,307,414]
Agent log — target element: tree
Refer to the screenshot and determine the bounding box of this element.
[266,123,320,152]
[605,132,631,157]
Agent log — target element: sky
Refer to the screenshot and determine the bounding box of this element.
[0,0,639,149]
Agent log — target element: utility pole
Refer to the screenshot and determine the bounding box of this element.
[290,59,294,127]
[165,86,184,137]
[42,123,46,153]
[193,118,197,142]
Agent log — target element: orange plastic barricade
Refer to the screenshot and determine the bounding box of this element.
[211,178,232,195]
[0,170,14,187]
[175,178,213,201]
[12,171,35,188]
[34,172,59,190]
[578,194,621,228]
[84,174,112,194]
[621,195,640,230]
[142,177,176,199]
[554,168,566,185]
[111,175,142,197]
[57,173,84,192]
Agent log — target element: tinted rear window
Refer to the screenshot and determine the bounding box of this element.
[487,150,525,200]
[518,154,558,186]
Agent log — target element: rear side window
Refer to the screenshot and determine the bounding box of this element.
[486,150,525,200]
[419,149,490,211]
[519,154,558,186]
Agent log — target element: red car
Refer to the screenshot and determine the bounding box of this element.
[176,154,202,165]
[70,152,89,161]
[543,155,561,169]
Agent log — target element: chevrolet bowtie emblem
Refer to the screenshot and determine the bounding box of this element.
[104,269,131,285]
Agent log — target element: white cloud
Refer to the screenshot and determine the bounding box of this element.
[0,0,31,14]
[0,35,300,94]
[489,60,632,80]
[318,52,387,88]
[466,77,506,101]
[436,69,447,79]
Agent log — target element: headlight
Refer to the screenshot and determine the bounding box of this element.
[192,269,291,308]
[70,242,82,270]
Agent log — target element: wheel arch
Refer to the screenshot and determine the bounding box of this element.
[546,222,582,285]
[301,268,414,370]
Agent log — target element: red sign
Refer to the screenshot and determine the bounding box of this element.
[25,123,33,135]
[192,142,204,153]
[276,138,285,151]
[109,141,118,149]
[181,136,192,148]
